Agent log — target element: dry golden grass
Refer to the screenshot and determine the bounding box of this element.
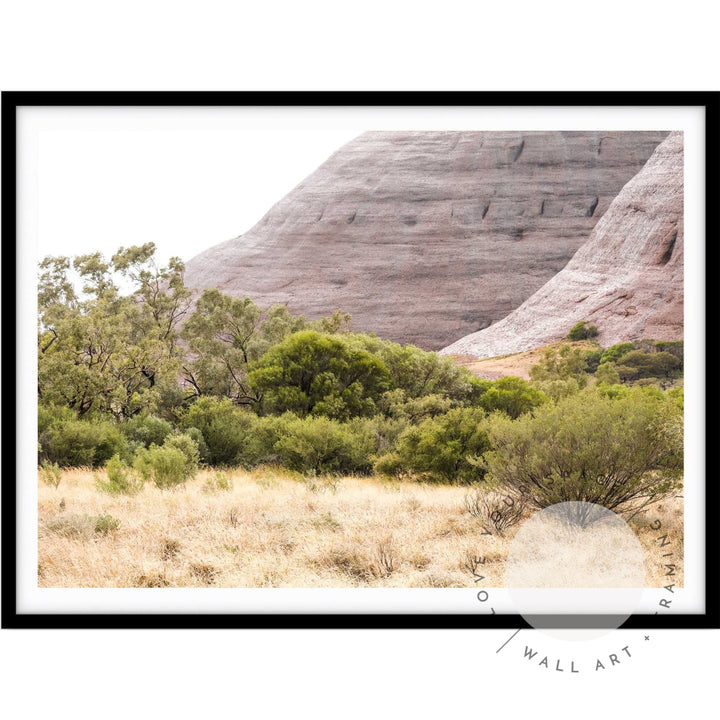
[37,468,683,588]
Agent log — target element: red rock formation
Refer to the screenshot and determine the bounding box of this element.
[441,132,683,359]
[184,131,667,350]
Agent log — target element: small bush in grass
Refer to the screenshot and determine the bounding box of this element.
[163,433,200,475]
[94,513,120,535]
[39,461,63,488]
[190,563,217,585]
[43,514,94,539]
[374,538,397,577]
[133,445,192,489]
[161,539,181,560]
[204,470,233,493]
[134,573,170,588]
[96,455,143,495]
[323,546,377,582]
[464,488,525,534]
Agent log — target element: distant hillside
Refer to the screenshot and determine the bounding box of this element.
[441,132,683,359]
[184,131,667,350]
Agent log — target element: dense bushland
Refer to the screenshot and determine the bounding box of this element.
[38,246,683,520]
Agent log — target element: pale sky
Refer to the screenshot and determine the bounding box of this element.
[37,125,362,267]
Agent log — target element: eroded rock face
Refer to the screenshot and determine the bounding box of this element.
[441,132,683,359]
[184,131,668,349]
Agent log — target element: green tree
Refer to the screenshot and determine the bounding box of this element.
[595,362,621,385]
[181,290,266,405]
[529,344,589,387]
[359,336,487,404]
[248,331,391,420]
[181,290,351,405]
[38,245,190,419]
[600,342,635,365]
[618,350,681,378]
[477,376,547,418]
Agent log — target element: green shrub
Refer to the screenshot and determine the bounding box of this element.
[667,386,684,410]
[361,415,409,454]
[582,349,604,373]
[94,513,121,535]
[653,340,684,367]
[38,404,75,436]
[120,414,173,448]
[204,470,233,493]
[482,388,683,524]
[134,445,193,488]
[95,455,143,495]
[380,389,452,422]
[272,415,376,475]
[181,397,257,466]
[365,338,485,403]
[531,377,582,401]
[375,407,490,483]
[163,433,200,475]
[567,321,599,341]
[39,418,127,468]
[529,345,589,386]
[476,376,547,418]
[184,427,208,462]
[595,382,631,400]
[600,342,635,365]
[619,350,681,378]
[39,461,63,488]
[242,414,288,467]
[595,362,621,385]
[615,364,639,382]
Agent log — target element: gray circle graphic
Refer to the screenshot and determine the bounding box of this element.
[505,502,646,640]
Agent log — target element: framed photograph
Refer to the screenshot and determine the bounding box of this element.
[2,91,716,629]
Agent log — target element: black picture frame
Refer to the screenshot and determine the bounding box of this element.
[2,91,717,630]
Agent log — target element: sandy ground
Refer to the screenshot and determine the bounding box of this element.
[451,340,600,380]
